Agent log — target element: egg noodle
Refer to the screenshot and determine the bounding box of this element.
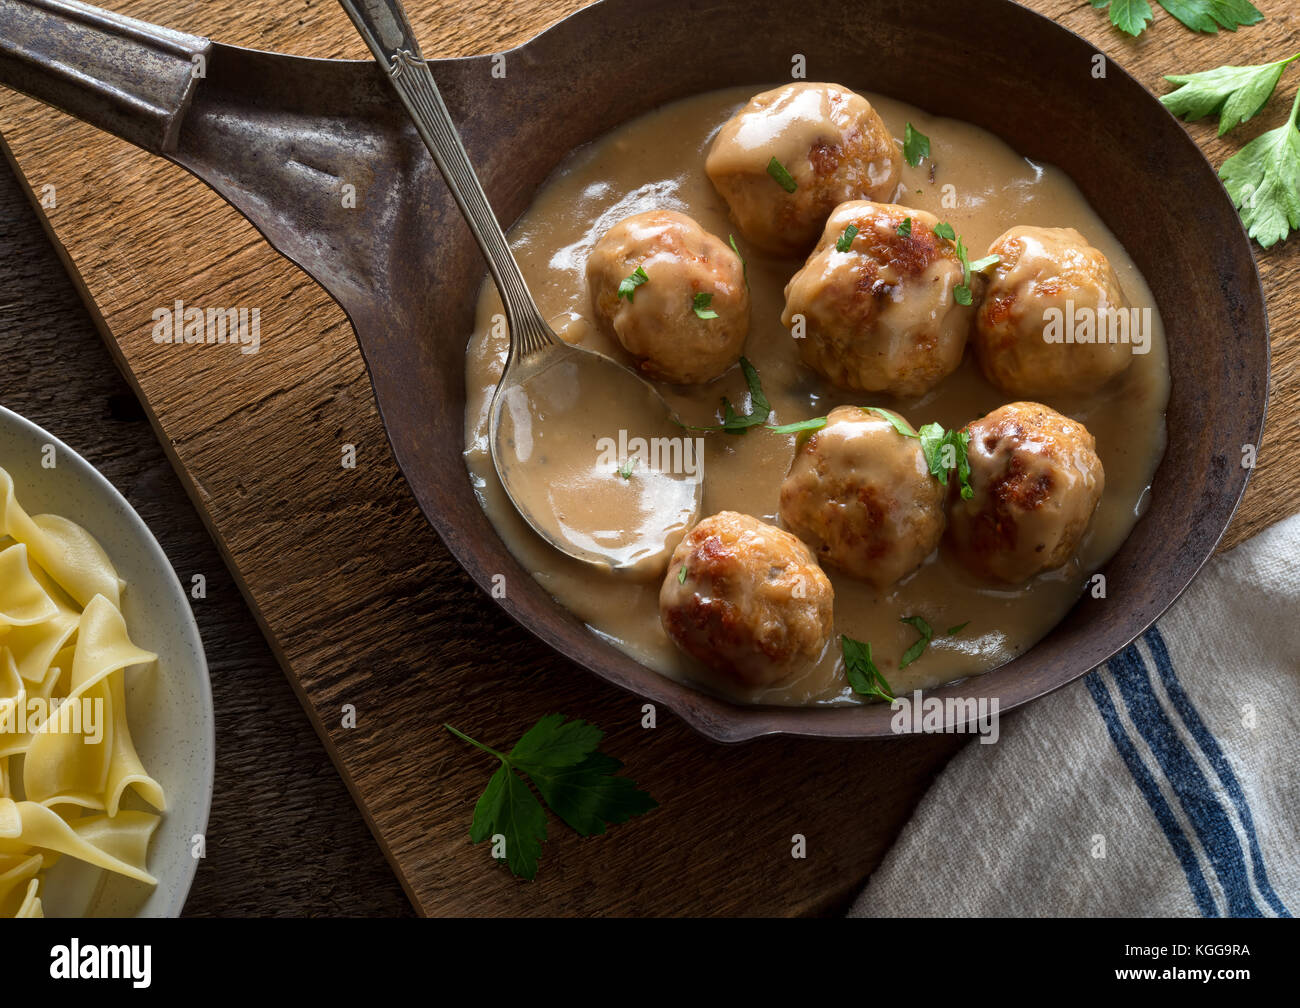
[0,466,164,917]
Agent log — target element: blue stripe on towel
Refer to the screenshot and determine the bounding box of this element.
[1107,640,1262,917]
[1143,628,1291,918]
[1083,668,1219,916]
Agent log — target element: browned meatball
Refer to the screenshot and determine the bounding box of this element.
[974,226,1135,398]
[659,511,834,688]
[587,209,749,385]
[705,83,901,256]
[779,405,945,588]
[946,402,1105,584]
[782,202,973,397]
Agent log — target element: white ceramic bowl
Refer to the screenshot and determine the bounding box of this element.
[0,404,214,917]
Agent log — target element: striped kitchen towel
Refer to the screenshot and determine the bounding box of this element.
[850,511,1300,917]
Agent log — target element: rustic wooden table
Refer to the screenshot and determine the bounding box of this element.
[0,0,1295,916]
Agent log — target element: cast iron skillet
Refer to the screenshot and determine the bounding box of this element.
[0,0,1267,741]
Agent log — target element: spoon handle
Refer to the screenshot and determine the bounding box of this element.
[338,0,552,352]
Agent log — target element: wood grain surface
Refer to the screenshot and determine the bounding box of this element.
[0,0,1296,916]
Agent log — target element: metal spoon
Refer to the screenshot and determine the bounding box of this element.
[339,0,702,573]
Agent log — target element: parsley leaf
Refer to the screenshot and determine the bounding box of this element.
[767,416,829,435]
[835,223,860,253]
[1092,0,1262,36]
[446,715,656,880]
[1159,0,1263,34]
[678,564,687,583]
[946,621,970,636]
[677,356,773,434]
[526,753,655,838]
[1090,0,1154,36]
[933,224,997,307]
[767,155,798,193]
[1220,89,1300,248]
[841,635,896,702]
[1162,53,1299,135]
[865,406,918,438]
[693,292,720,319]
[617,456,638,479]
[729,233,748,285]
[918,423,975,499]
[469,764,547,880]
[903,122,931,167]
[898,616,934,670]
[897,217,913,237]
[618,266,648,302]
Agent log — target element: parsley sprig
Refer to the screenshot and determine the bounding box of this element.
[1162,52,1300,135]
[1091,0,1262,38]
[1162,51,1300,247]
[446,715,656,881]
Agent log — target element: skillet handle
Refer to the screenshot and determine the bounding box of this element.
[0,0,210,153]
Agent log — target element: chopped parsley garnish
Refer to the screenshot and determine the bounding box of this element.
[864,406,917,438]
[617,266,648,302]
[767,155,798,193]
[898,616,934,670]
[729,233,748,284]
[903,122,931,167]
[676,356,772,434]
[897,217,913,237]
[446,715,656,881]
[1162,52,1299,136]
[767,416,829,435]
[678,564,687,584]
[692,292,720,319]
[897,617,970,669]
[835,224,860,252]
[933,222,999,306]
[918,423,974,499]
[617,457,638,479]
[841,635,896,702]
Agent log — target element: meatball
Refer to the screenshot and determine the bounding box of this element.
[587,209,749,385]
[945,402,1105,585]
[779,405,945,588]
[705,83,901,256]
[973,226,1135,398]
[660,511,834,688]
[782,202,973,397]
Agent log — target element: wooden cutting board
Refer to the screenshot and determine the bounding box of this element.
[1,0,1296,916]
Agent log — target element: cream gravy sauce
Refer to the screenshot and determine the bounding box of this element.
[463,85,1169,706]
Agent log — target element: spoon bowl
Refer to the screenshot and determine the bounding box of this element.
[489,340,704,575]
